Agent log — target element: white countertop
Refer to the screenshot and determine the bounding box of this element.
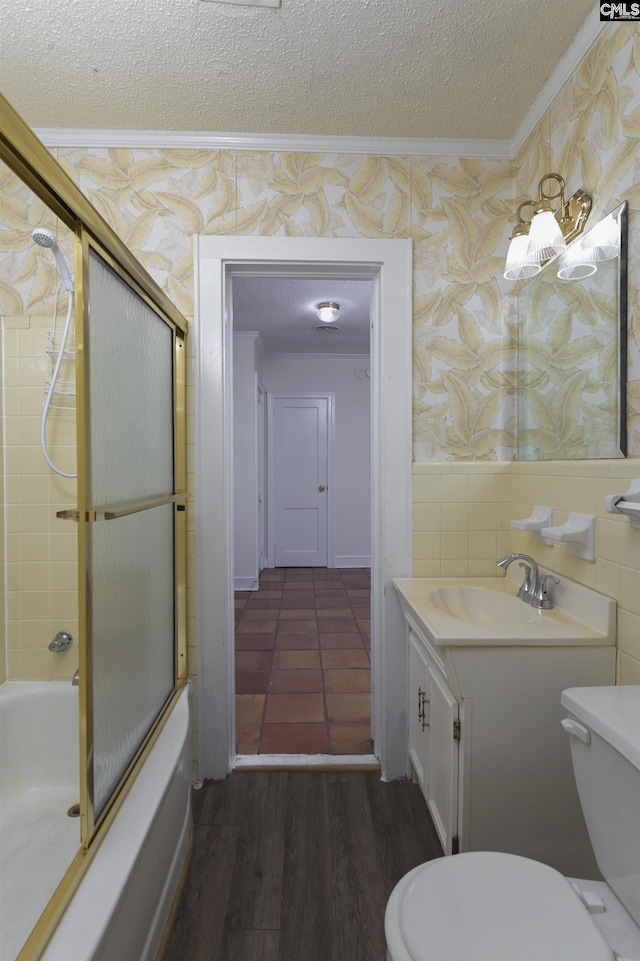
[393,575,616,647]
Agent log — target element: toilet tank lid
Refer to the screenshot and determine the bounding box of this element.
[562,686,640,769]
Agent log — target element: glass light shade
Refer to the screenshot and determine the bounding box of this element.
[556,242,598,281]
[581,214,619,261]
[526,208,567,263]
[504,233,541,281]
[317,304,339,323]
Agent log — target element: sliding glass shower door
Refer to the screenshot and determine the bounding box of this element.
[75,240,187,839]
[0,92,188,955]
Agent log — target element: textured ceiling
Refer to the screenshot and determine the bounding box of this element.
[0,0,594,139]
[232,276,371,354]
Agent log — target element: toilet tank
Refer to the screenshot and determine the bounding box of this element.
[561,685,640,927]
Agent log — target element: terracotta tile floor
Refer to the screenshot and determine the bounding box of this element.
[235,567,372,755]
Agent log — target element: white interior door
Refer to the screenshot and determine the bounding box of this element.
[270,393,329,567]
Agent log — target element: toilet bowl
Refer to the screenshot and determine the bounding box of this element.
[385,685,640,961]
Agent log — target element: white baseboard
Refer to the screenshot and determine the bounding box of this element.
[333,555,371,569]
[234,576,259,591]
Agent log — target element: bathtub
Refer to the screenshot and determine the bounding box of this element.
[0,681,191,961]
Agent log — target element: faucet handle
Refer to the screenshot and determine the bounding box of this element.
[533,574,559,610]
[517,563,534,601]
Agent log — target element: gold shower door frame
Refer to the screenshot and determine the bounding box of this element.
[1,94,188,960]
[74,227,188,845]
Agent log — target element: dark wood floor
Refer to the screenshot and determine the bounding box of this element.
[161,771,443,961]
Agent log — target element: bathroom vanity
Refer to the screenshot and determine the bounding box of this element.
[393,572,616,877]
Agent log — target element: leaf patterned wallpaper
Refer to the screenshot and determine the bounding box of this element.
[1,25,639,463]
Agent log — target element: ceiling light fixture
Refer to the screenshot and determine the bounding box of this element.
[504,173,591,280]
[316,301,340,323]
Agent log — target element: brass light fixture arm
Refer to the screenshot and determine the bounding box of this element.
[507,172,592,267]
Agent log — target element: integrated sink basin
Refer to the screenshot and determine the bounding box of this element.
[393,573,616,646]
[430,585,546,625]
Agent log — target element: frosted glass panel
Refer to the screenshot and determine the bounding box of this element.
[91,505,174,819]
[88,251,173,508]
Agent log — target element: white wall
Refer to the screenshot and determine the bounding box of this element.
[262,353,371,567]
[233,333,264,589]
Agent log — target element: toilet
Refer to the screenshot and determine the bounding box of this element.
[385,685,640,961]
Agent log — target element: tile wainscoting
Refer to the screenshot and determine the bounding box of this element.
[413,460,640,684]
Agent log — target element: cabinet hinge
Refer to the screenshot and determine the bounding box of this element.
[451,835,459,855]
[453,719,461,741]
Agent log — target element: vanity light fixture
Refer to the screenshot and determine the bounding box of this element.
[504,201,541,281]
[556,242,597,281]
[581,207,621,261]
[504,173,591,279]
[316,301,340,323]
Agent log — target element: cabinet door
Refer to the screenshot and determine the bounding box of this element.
[408,631,429,789]
[425,664,459,855]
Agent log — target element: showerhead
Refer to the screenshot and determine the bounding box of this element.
[32,228,57,249]
[31,227,74,292]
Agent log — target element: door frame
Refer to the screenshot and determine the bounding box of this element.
[194,235,412,780]
[257,379,267,573]
[266,390,335,569]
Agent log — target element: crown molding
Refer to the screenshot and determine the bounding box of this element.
[510,5,605,157]
[34,7,606,164]
[35,127,511,159]
[233,329,266,357]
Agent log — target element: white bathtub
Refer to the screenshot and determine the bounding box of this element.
[0,682,80,961]
[0,681,191,961]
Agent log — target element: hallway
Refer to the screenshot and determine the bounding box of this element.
[161,771,443,961]
[235,568,372,755]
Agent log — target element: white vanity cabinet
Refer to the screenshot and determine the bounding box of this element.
[395,575,617,877]
[408,628,459,855]
[408,629,429,789]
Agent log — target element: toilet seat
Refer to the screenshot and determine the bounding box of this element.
[385,851,616,961]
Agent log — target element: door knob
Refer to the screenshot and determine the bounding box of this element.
[318,485,326,492]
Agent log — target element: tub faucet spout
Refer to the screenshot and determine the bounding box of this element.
[72,669,79,687]
[497,553,540,605]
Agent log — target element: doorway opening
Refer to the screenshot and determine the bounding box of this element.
[194,235,412,781]
[230,275,373,755]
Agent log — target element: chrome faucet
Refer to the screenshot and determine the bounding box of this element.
[534,573,559,610]
[497,553,541,605]
[72,669,79,687]
[49,630,73,653]
[497,553,559,609]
